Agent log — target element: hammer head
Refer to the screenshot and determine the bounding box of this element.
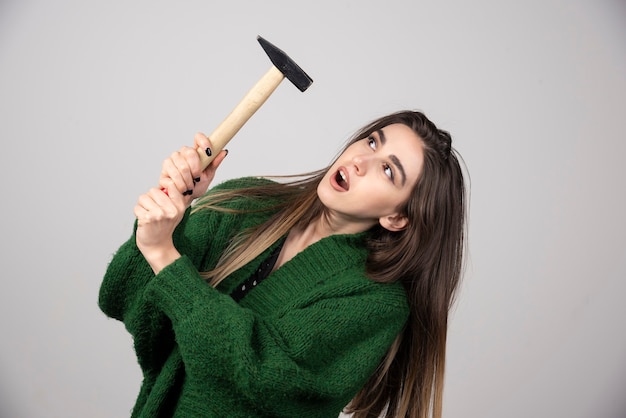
[257,36,313,92]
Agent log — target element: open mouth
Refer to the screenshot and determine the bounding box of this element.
[335,169,349,191]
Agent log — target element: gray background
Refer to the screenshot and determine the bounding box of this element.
[1,1,625,417]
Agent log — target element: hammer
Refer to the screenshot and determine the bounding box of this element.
[196,35,313,169]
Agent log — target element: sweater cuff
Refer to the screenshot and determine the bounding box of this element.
[144,255,234,325]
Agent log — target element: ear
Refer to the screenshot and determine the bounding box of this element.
[379,213,409,232]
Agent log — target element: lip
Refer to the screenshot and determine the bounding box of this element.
[330,166,349,192]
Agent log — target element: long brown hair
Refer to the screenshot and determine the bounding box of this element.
[193,110,468,418]
[345,111,467,418]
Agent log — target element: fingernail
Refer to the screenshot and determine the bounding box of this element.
[205,147,212,157]
[224,149,229,156]
[194,177,201,184]
[183,189,193,196]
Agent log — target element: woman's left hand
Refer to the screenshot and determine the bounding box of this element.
[159,133,228,201]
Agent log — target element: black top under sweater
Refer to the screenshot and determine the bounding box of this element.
[230,238,285,303]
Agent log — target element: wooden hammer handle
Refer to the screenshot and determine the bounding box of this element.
[197,65,285,169]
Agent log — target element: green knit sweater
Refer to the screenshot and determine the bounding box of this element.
[99,177,409,418]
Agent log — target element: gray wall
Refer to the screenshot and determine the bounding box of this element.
[1,1,625,417]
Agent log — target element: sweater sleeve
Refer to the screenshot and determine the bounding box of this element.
[98,207,195,323]
[98,177,279,371]
[98,177,264,321]
[144,255,409,414]
[97,208,197,371]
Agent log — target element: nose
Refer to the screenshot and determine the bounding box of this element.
[352,154,372,176]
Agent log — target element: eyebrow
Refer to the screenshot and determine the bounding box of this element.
[376,129,407,186]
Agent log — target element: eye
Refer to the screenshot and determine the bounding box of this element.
[367,136,376,149]
[383,163,394,180]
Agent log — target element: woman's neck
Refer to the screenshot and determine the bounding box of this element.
[273,214,373,271]
[273,222,325,271]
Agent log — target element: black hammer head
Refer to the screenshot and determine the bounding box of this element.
[257,36,313,92]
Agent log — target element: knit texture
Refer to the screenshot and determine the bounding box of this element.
[99,177,409,418]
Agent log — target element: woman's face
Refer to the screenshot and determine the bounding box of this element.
[318,123,425,233]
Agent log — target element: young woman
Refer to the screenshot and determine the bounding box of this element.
[99,110,467,418]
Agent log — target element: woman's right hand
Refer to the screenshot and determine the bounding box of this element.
[159,132,229,201]
[134,133,228,274]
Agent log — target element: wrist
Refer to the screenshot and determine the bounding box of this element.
[140,245,182,275]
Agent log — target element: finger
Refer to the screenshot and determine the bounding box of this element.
[139,186,182,224]
[207,149,228,173]
[186,149,228,198]
[153,181,179,203]
[194,132,219,169]
[158,178,193,210]
[179,146,204,186]
[136,192,157,212]
[135,192,160,222]
[193,132,212,157]
[133,203,147,221]
[162,150,195,194]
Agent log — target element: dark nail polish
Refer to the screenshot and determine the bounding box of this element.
[194,177,201,183]
[205,147,212,157]
[224,149,229,156]
[183,189,193,196]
